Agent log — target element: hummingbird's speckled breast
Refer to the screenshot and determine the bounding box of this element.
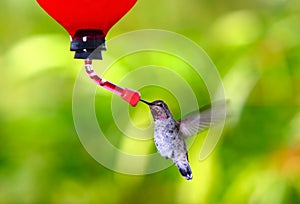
[153,117,187,160]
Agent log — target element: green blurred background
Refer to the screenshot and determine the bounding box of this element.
[1,0,300,203]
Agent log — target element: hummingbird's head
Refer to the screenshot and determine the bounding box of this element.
[140,99,172,121]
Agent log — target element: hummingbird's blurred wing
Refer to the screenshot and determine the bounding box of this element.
[178,101,227,138]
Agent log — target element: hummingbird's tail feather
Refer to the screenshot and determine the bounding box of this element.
[175,160,193,180]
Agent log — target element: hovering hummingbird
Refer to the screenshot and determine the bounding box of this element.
[139,99,226,180]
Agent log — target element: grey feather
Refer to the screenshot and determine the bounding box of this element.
[179,100,227,138]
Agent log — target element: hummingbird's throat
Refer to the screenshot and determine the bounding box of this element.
[151,107,169,121]
[158,116,168,120]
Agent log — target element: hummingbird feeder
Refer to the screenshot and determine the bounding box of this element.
[36,0,142,106]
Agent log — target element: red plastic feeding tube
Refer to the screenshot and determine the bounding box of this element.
[84,60,141,106]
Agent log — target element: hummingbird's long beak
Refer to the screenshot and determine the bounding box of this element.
[139,99,153,106]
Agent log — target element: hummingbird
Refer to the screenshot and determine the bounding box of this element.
[139,99,226,180]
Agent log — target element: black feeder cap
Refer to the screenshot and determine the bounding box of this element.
[70,29,106,60]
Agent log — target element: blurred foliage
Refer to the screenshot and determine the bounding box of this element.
[0,0,300,203]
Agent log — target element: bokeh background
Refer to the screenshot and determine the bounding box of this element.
[1,0,300,203]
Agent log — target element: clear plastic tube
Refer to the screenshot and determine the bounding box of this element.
[84,59,141,106]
